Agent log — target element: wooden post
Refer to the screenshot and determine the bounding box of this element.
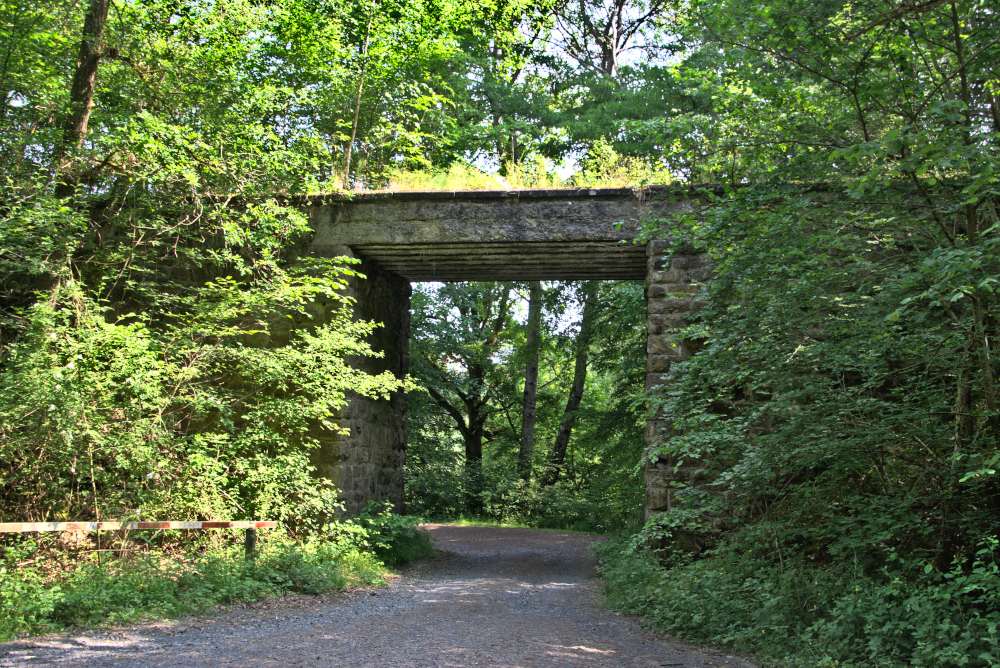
[244,528,257,561]
[0,520,276,562]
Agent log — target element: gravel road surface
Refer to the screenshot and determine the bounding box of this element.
[0,525,757,668]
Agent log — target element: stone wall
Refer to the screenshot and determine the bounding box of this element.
[343,258,410,516]
[643,239,717,551]
[307,255,410,517]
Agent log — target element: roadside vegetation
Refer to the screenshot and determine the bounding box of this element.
[1,0,999,665]
[0,504,432,641]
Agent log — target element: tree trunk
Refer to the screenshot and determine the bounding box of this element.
[465,400,487,513]
[544,283,598,485]
[517,281,542,480]
[342,1,374,190]
[54,0,111,200]
[955,365,974,447]
[466,401,486,466]
[972,294,1000,443]
[425,383,487,514]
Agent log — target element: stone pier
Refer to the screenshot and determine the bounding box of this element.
[643,241,718,550]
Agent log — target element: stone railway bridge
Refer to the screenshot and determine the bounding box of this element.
[303,187,710,521]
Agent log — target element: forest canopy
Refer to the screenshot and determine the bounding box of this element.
[0,0,695,531]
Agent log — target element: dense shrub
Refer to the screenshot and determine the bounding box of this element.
[1,0,415,536]
[0,542,65,640]
[406,455,636,534]
[596,536,1000,667]
[352,502,435,568]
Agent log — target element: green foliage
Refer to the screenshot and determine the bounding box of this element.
[0,511,432,640]
[604,0,1000,665]
[387,163,506,191]
[501,156,565,189]
[632,0,1000,557]
[432,0,561,169]
[0,265,403,528]
[406,280,647,533]
[569,137,674,187]
[351,502,435,568]
[407,455,617,532]
[0,532,385,640]
[0,542,64,640]
[10,1,1000,665]
[0,0,421,532]
[478,476,616,533]
[597,536,1000,667]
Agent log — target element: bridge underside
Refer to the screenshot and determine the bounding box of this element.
[352,241,647,281]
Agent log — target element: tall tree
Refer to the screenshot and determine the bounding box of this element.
[341,0,375,188]
[518,281,543,479]
[543,281,598,485]
[552,0,672,77]
[410,283,515,477]
[438,0,564,170]
[545,0,692,166]
[53,0,110,200]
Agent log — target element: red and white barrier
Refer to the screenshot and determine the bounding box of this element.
[0,520,277,533]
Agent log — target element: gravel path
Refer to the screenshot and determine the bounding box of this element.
[0,525,757,668]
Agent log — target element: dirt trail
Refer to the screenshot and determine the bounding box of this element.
[0,525,757,667]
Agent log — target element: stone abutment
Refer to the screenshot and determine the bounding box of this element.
[644,241,718,551]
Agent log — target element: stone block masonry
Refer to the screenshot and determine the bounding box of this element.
[643,240,718,552]
[307,255,410,517]
[304,187,687,517]
[342,257,410,516]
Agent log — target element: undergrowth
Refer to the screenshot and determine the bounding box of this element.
[0,508,433,641]
[437,517,599,534]
[595,535,1000,668]
[352,502,436,568]
[408,470,636,534]
[386,163,506,190]
[407,447,644,535]
[384,143,675,192]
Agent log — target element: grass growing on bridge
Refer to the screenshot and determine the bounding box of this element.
[385,145,675,192]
